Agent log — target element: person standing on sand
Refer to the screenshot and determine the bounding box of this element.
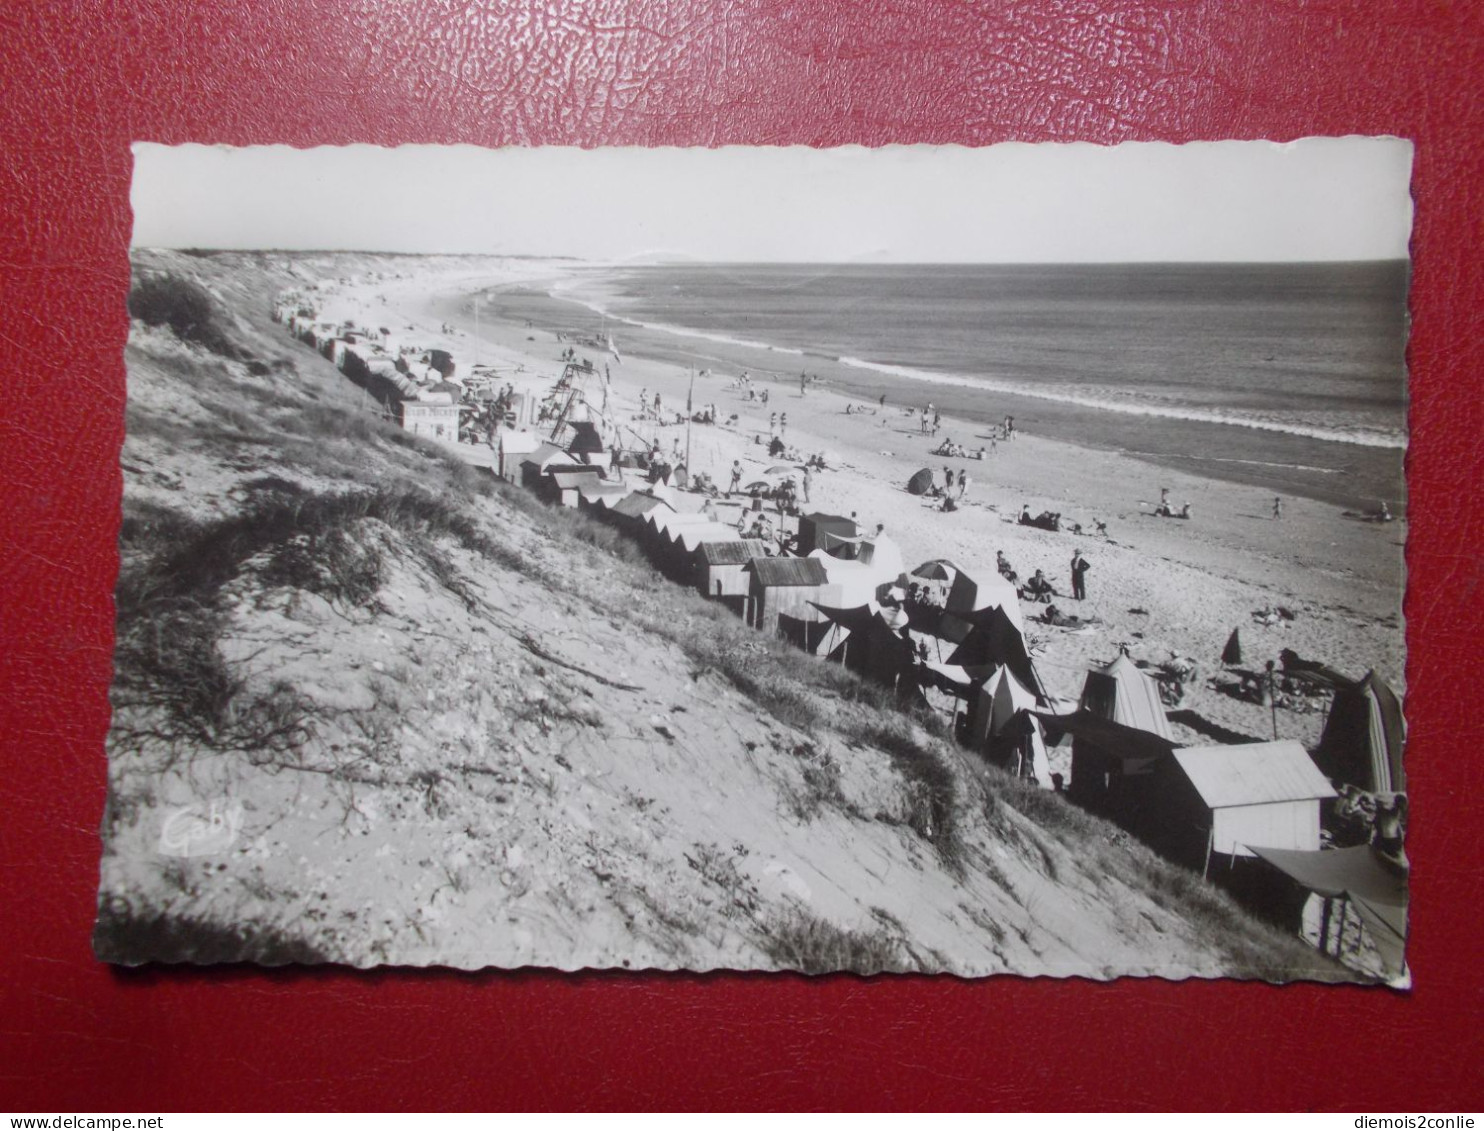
[780,412,787,435]
[802,463,812,503]
[729,460,743,495]
[879,394,887,409]
[1071,549,1090,601]
[1273,496,1283,519]
[958,471,970,501]
[944,465,954,493]
[769,411,777,434]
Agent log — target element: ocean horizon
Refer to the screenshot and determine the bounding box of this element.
[489,260,1409,509]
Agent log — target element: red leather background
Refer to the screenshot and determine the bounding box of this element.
[2,1,1480,1112]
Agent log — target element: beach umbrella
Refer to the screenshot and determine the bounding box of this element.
[906,468,935,495]
[911,560,959,582]
[743,480,776,494]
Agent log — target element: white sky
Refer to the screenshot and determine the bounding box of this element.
[131,139,1413,263]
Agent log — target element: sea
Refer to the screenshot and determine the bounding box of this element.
[488,261,1409,510]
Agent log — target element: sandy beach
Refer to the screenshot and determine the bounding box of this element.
[319,263,1406,748]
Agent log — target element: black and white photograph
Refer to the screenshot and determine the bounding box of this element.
[97,140,1410,982]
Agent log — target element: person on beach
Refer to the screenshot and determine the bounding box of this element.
[1273,496,1284,519]
[1024,569,1056,603]
[640,389,648,416]
[729,460,742,495]
[780,412,787,435]
[769,412,777,434]
[802,464,812,504]
[761,388,769,406]
[958,471,970,501]
[1071,550,1090,601]
[879,394,887,409]
[653,393,662,416]
[932,411,942,437]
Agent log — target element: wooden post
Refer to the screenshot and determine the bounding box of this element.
[1202,827,1215,881]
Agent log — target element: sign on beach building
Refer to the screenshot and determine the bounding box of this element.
[401,400,459,441]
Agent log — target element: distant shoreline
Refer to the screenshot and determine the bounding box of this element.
[474,272,1406,514]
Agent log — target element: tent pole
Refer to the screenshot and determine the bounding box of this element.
[1202,828,1214,881]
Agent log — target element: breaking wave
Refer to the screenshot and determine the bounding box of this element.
[547,278,1405,452]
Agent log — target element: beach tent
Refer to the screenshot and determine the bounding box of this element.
[970,666,1041,747]
[945,566,1023,629]
[804,532,902,607]
[746,557,830,633]
[946,604,1045,699]
[796,512,860,557]
[1079,653,1173,741]
[808,602,921,694]
[567,419,606,458]
[1252,845,1409,979]
[971,668,1053,788]
[1313,670,1405,795]
[1039,708,1177,819]
[906,468,935,495]
[1222,628,1244,666]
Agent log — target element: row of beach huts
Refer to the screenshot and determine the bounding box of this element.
[273,286,1409,982]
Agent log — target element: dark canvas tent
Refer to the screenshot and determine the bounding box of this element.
[796,512,860,557]
[1222,628,1243,666]
[906,468,936,495]
[1038,708,1177,817]
[946,604,1045,699]
[567,419,606,457]
[1253,845,1409,979]
[1313,670,1405,795]
[808,602,922,697]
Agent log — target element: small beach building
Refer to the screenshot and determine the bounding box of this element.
[1159,741,1337,871]
[497,430,541,482]
[745,556,830,634]
[693,540,769,609]
[607,491,670,534]
[544,467,604,508]
[401,399,460,442]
